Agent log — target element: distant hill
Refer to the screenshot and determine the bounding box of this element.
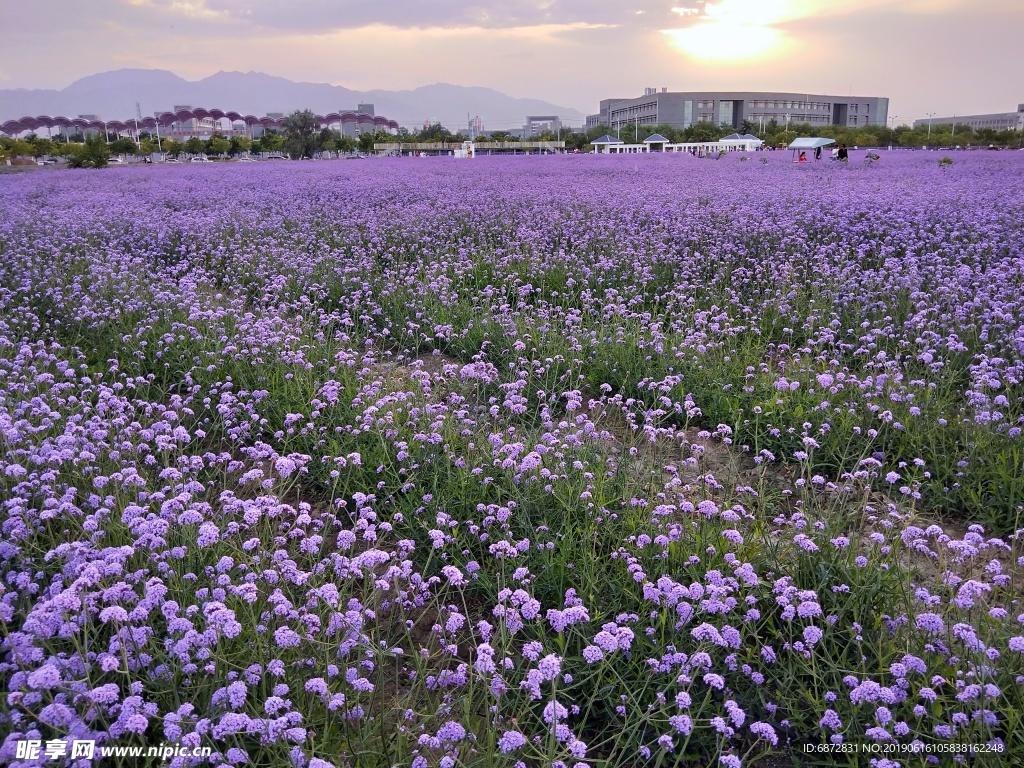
[0,69,586,131]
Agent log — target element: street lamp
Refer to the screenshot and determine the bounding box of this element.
[926,112,936,138]
[611,102,621,140]
[885,115,899,150]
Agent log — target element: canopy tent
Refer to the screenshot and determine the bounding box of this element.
[720,132,764,151]
[788,137,835,161]
[787,137,835,150]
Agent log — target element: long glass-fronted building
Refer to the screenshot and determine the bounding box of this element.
[586,88,889,131]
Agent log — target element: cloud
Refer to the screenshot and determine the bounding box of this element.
[168,0,688,32]
[1,0,1019,122]
[127,0,230,20]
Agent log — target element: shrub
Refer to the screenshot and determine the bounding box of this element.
[67,134,110,168]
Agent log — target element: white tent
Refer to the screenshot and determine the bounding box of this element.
[787,137,835,150]
[787,137,835,160]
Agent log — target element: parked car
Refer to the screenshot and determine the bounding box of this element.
[190,156,214,163]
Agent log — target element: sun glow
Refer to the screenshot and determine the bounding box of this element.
[662,0,806,61]
[662,21,783,61]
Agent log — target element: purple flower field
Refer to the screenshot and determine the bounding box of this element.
[1,153,1023,767]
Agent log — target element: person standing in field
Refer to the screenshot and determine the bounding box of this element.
[837,143,848,161]
[814,146,822,161]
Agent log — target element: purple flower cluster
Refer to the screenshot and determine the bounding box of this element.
[1,154,1023,766]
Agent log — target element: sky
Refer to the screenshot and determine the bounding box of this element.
[2,0,1022,124]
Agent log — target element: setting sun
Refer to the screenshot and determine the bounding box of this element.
[661,0,800,61]
[662,20,784,61]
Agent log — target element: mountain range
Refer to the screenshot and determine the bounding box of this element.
[0,69,586,131]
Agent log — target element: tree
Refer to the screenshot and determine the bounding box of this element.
[359,130,394,153]
[417,122,458,142]
[229,136,252,156]
[687,120,722,142]
[162,139,183,157]
[207,135,231,157]
[26,136,57,158]
[282,109,318,159]
[317,127,339,152]
[67,134,110,168]
[110,137,138,155]
[1,136,35,159]
[259,132,286,153]
[52,141,80,159]
[185,137,205,155]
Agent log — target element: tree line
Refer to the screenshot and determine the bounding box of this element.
[4,110,1020,166]
[541,119,1022,150]
[0,109,399,165]
[402,117,1022,150]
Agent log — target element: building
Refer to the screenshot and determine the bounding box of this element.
[162,105,248,140]
[913,104,1024,132]
[333,105,375,138]
[166,104,213,139]
[251,113,284,139]
[76,115,102,138]
[590,133,762,155]
[586,88,889,132]
[524,115,562,137]
[1,108,400,141]
[374,140,564,157]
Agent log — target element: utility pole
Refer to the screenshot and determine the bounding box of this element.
[926,112,936,138]
[135,102,143,150]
